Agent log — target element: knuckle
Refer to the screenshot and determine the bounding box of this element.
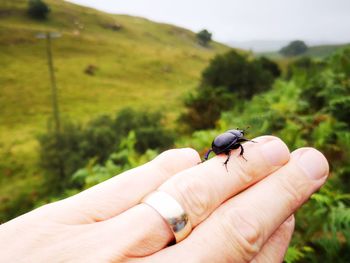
[277,175,303,212]
[216,209,262,262]
[172,177,211,223]
[273,219,294,243]
[229,157,255,184]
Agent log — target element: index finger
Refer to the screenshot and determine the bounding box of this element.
[159,135,290,226]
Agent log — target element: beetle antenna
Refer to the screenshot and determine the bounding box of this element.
[243,125,251,134]
[203,149,212,162]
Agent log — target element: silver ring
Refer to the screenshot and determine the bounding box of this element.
[142,191,192,243]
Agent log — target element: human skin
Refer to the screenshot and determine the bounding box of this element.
[0,136,329,263]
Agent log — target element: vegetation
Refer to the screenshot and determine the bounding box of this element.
[27,0,50,20]
[201,51,278,99]
[179,50,280,130]
[196,29,212,46]
[280,40,308,57]
[39,108,174,193]
[218,48,350,262]
[179,86,233,130]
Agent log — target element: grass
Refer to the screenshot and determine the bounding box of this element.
[0,0,228,221]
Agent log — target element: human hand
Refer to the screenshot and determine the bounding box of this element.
[0,136,329,262]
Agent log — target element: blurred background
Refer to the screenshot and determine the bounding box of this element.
[0,0,349,261]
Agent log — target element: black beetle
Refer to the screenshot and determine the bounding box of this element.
[203,129,255,170]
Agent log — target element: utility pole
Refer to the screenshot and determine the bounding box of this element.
[36,32,65,188]
[46,32,61,133]
[36,31,61,134]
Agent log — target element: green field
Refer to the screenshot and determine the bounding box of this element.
[0,0,228,220]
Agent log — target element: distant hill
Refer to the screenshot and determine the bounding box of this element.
[0,0,228,220]
[258,43,350,59]
[227,40,290,52]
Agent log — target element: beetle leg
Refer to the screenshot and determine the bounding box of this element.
[203,149,212,162]
[238,138,257,143]
[223,151,231,171]
[239,144,247,161]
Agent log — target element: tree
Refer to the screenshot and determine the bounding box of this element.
[279,40,308,57]
[28,0,50,20]
[180,50,280,130]
[201,50,276,99]
[196,29,212,46]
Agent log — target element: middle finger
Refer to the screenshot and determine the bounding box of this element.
[159,136,289,226]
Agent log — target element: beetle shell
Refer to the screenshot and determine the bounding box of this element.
[211,132,239,155]
[226,129,244,137]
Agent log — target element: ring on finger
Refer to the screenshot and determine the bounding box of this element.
[142,191,192,243]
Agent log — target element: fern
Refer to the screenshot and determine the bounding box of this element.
[284,246,314,263]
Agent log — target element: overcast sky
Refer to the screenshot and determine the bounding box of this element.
[67,0,350,50]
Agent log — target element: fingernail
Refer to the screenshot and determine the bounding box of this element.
[261,139,290,166]
[297,149,329,180]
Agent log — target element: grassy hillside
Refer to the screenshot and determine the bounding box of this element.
[0,0,228,220]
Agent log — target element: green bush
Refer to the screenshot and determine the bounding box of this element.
[280,40,308,57]
[38,122,85,193]
[72,132,159,189]
[329,97,350,126]
[113,108,175,153]
[27,0,50,20]
[257,56,281,78]
[201,50,276,99]
[179,86,234,131]
[38,108,174,192]
[196,29,212,46]
[180,50,279,131]
[81,115,117,163]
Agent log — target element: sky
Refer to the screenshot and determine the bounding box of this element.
[67,0,350,51]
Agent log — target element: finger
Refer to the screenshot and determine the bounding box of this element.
[155,147,328,263]
[252,215,295,263]
[37,148,200,223]
[142,215,295,263]
[161,136,289,226]
[96,136,290,256]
